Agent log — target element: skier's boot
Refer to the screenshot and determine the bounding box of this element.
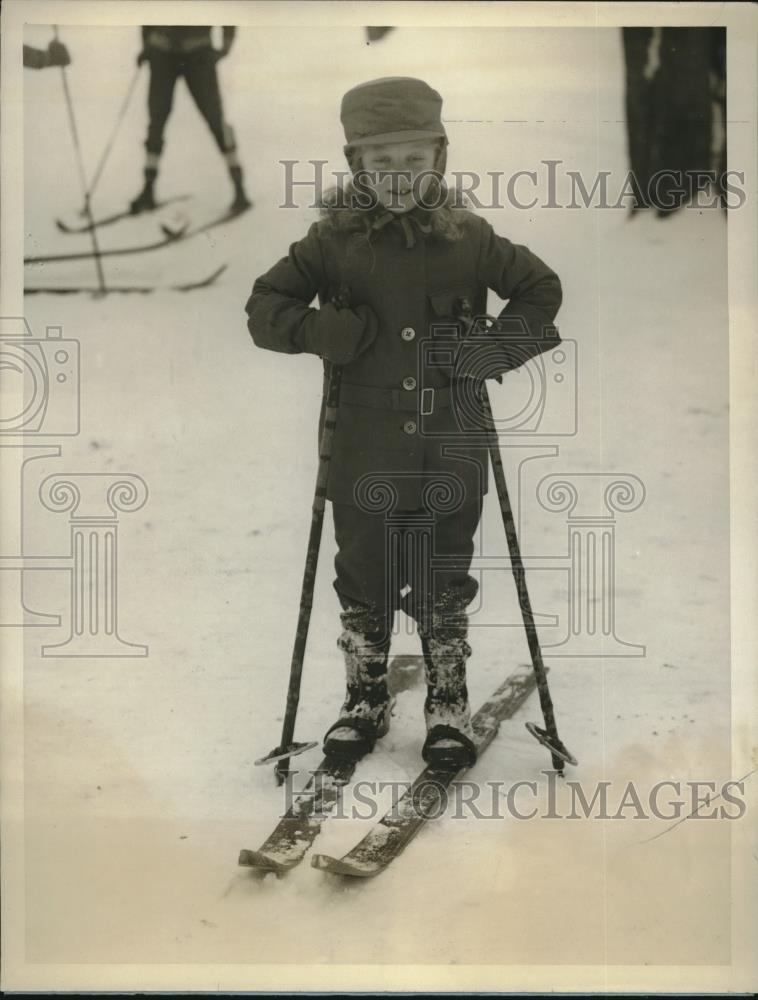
[418,591,477,770]
[228,165,252,214]
[323,604,393,761]
[130,168,158,214]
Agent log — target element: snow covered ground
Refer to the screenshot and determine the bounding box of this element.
[11,19,746,989]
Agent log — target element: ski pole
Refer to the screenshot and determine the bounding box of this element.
[255,360,342,784]
[256,291,349,784]
[85,62,142,207]
[52,26,107,296]
[455,298,577,773]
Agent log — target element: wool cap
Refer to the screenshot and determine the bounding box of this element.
[341,77,448,147]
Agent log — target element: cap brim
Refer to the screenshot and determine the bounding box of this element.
[346,130,447,147]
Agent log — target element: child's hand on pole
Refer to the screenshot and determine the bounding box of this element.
[304,303,379,365]
[47,40,71,67]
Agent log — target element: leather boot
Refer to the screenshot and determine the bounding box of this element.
[229,165,252,214]
[418,591,477,769]
[323,604,393,760]
[129,168,157,214]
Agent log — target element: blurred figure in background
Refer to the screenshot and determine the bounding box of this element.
[23,40,70,69]
[365,27,395,43]
[622,27,726,216]
[709,28,727,204]
[130,25,251,216]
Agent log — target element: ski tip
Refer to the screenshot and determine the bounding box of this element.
[238,848,290,874]
[310,853,380,878]
[160,221,190,240]
[254,739,318,768]
[172,263,229,293]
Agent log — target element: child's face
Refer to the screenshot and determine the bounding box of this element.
[358,139,441,213]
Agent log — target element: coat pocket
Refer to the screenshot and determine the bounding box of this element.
[428,287,477,321]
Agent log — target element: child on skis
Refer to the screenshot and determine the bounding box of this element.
[245,77,562,769]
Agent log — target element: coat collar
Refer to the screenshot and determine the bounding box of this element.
[368,207,433,248]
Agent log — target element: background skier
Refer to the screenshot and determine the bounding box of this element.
[130,25,251,215]
[622,26,726,214]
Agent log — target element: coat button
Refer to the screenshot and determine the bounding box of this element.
[402,376,417,390]
[400,327,416,341]
[403,420,417,435]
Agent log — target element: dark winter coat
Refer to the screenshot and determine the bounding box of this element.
[141,26,235,55]
[246,205,562,509]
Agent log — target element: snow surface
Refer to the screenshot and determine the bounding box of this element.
[19,23,737,972]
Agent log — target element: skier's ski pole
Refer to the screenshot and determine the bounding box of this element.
[455,298,577,773]
[256,290,349,784]
[52,27,107,296]
[86,62,142,207]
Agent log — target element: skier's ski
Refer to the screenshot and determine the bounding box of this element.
[311,664,538,878]
[55,194,192,234]
[25,203,252,266]
[159,201,252,240]
[24,263,228,296]
[239,658,421,874]
[25,223,190,265]
[238,752,364,874]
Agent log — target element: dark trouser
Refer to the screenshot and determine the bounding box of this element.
[622,27,715,212]
[332,496,482,636]
[330,497,482,745]
[145,50,236,157]
[622,28,657,207]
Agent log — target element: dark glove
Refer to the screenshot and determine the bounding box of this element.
[47,40,71,67]
[448,315,504,386]
[303,303,378,366]
[212,46,231,62]
[136,49,150,67]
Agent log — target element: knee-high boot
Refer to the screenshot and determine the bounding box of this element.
[323,604,393,760]
[418,591,477,768]
[130,167,158,213]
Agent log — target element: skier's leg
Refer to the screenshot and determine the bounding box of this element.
[622,28,654,211]
[324,503,398,758]
[184,51,251,211]
[131,53,179,212]
[411,496,483,768]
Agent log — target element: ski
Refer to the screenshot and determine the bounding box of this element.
[159,201,252,240]
[238,752,365,874]
[25,223,190,265]
[24,263,228,295]
[238,656,422,874]
[54,194,192,234]
[25,203,251,266]
[310,663,538,878]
